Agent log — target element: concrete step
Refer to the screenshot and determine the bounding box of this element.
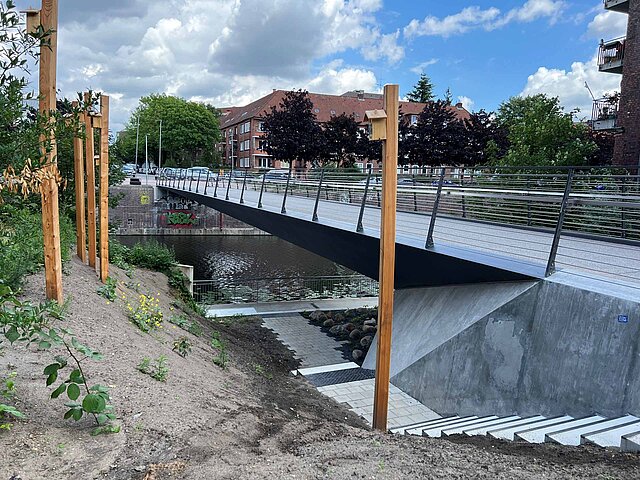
[489,415,573,441]
[404,416,477,436]
[391,416,455,435]
[423,416,498,438]
[465,416,546,437]
[621,431,640,452]
[581,418,640,448]
[545,415,638,446]
[444,416,520,437]
[515,415,605,444]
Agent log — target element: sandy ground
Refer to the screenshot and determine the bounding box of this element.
[1,257,639,479]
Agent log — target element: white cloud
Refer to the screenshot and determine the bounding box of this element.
[404,0,565,38]
[362,30,405,64]
[458,96,475,111]
[586,10,627,39]
[410,59,439,75]
[521,52,621,118]
[304,64,378,94]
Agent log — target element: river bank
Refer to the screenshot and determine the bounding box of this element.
[1,259,640,479]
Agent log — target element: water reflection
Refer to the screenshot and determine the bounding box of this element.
[117,235,354,281]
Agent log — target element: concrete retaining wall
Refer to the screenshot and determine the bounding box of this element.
[375,279,640,418]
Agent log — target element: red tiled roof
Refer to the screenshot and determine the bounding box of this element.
[220,90,470,129]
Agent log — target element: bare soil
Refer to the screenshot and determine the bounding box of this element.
[1,257,640,479]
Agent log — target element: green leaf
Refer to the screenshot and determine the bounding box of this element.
[51,383,66,399]
[63,409,74,420]
[72,408,83,421]
[46,372,58,387]
[67,383,80,401]
[43,363,60,375]
[82,394,106,414]
[69,369,83,383]
[96,414,108,425]
[38,340,51,349]
[5,326,19,343]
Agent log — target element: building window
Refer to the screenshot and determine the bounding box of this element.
[257,157,272,168]
[410,115,418,125]
[240,157,250,168]
[258,139,267,151]
[257,121,265,132]
[240,121,250,134]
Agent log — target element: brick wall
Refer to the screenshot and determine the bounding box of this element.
[614,3,639,168]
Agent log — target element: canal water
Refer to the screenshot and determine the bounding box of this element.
[117,235,355,281]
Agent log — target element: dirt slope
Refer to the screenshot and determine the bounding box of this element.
[1,257,639,479]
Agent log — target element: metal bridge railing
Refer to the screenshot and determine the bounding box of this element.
[158,166,640,282]
[193,275,379,304]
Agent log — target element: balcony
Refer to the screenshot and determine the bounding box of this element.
[604,0,629,13]
[598,37,625,74]
[591,98,621,132]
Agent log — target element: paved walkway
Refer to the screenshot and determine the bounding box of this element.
[260,311,438,430]
[206,297,378,318]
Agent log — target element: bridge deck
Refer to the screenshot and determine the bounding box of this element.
[161,178,640,291]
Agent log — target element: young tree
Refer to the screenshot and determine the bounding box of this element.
[406,74,435,103]
[262,90,324,169]
[496,94,597,167]
[401,100,468,166]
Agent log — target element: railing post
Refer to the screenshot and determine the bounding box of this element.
[312,169,324,222]
[281,166,292,214]
[183,173,188,190]
[214,173,220,197]
[225,171,232,200]
[545,168,574,277]
[461,172,466,218]
[258,172,266,208]
[425,167,446,248]
[527,177,532,226]
[356,165,372,232]
[204,171,210,195]
[189,172,194,192]
[240,170,248,204]
[621,176,627,239]
[412,174,418,212]
[196,171,202,193]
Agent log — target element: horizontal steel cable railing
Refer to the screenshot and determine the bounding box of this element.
[193,275,379,304]
[158,166,640,284]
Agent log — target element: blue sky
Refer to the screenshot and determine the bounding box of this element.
[14,0,626,130]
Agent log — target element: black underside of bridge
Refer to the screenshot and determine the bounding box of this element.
[164,188,538,289]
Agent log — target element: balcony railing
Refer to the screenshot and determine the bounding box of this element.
[598,37,625,74]
[604,0,629,13]
[591,98,620,132]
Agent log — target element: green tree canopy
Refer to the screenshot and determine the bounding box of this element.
[406,74,435,103]
[114,94,221,168]
[320,113,367,168]
[496,94,597,167]
[262,90,324,169]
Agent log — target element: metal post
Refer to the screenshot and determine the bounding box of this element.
[189,173,194,192]
[204,171,210,195]
[196,171,202,193]
[312,169,324,222]
[545,169,574,277]
[357,165,372,232]
[258,172,266,208]
[240,170,248,204]
[412,174,418,212]
[461,172,466,218]
[183,173,187,190]
[527,177,532,226]
[214,174,220,197]
[281,165,293,214]
[622,176,627,238]
[425,167,446,248]
[225,170,232,200]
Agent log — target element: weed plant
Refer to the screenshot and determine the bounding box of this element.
[168,314,202,337]
[137,355,169,382]
[96,277,117,302]
[211,332,228,369]
[172,337,192,358]
[124,293,163,333]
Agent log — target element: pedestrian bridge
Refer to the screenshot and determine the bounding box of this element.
[157,167,640,291]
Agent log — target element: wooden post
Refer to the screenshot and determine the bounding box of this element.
[39,0,63,303]
[84,92,97,269]
[372,84,399,431]
[99,95,110,282]
[73,103,86,263]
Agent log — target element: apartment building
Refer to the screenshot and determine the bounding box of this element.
[594,0,639,168]
[218,90,470,170]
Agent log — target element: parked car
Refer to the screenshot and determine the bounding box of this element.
[121,164,137,176]
[264,169,290,181]
[188,167,211,180]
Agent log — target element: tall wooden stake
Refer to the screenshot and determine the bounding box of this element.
[39,0,63,302]
[73,103,86,263]
[373,84,399,431]
[84,92,97,269]
[99,95,110,282]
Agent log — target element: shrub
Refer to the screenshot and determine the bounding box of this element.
[128,240,176,271]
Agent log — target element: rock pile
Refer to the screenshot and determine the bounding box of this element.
[304,307,378,364]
